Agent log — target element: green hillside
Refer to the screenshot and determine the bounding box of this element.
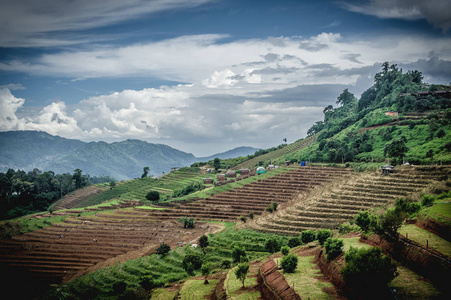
[262,63,451,168]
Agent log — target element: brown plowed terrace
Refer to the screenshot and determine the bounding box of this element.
[1,165,446,286]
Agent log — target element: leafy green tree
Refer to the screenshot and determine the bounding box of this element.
[354,210,377,233]
[280,245,290,256]
[248,211,254,219]
[336,88,357,106]
[288,237,301,248]
[199,235,209,254]
[316,229,332,245]
[213,158,221,171]
[145,191,160,201]
[183,252,202,273]
[341,247,398,297]
[141,166,150,178]
[380,208,405,239]
[155,242,170,256]
[109,181,116,190]
[324,237,344,261]
[181,217,195,228]
[235,262,250,288]
[265,237,280,253]
[232,245,247,263]
[73,169,83,189]
[384,136,408,162]
[201,263,211,284]
[281,253,298,273]
[300,230,316,244]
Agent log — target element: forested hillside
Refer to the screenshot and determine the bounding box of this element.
[278,63,451,166]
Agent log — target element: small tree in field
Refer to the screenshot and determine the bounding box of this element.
[146,191,160,202]
[281,253,298,273]
[316,229,332,245]
[232,245,247,263]
[201,263,211,284]
[300,230,316,244]
[155,242,170,256]
[280,245,290,256]
[235,262,250,288]
[324,237,344,261]
[199,235,209,254]
[341,247,398,297]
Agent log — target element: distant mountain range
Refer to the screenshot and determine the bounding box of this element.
[0,131,259,180]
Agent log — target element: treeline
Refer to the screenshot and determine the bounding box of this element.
[0,168,114,220]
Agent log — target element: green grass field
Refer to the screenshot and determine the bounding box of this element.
[224,266,260,299]
[400,224,451,256]
[179,279,219,300]
[275,255,333,300]
[389,264,443,299]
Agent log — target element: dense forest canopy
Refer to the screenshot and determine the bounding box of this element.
[0,168,113,220]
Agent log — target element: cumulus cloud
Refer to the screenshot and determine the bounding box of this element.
[1,31,450,155]
[0,88,25,130]
[340,0,451,31]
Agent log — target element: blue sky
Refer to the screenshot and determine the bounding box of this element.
[1,0,450,156]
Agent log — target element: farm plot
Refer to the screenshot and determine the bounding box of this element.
[249,166,447,236]
[0,208,220,285]
[150,167,351,222]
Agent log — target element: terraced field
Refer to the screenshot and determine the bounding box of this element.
[0,210,219,284]
[248,166,448,235]
[150,166,351,221]
[234,135,317,170]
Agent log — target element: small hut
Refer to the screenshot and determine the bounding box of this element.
[227,170,236,178]
[204,178,213,184]
[240,169,250,175]
[217,174,226,181]
[381,164,394,175]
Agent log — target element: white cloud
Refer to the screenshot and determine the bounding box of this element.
[0,88,25,130]
[1,31,450,155]
[340,0,451,31]
[0,0,213,47]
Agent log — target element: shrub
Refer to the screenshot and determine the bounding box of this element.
[248,211,254,219]
[288,237,301,248]
[266,206,273,213]
[239,216,246,223]
[338,223,360,234]
[271,201,278,211]
[235,263,250,288]
[316,229,332,245]
[232,245,247,263]
[354,210,376,233]
[280,245,290,256]
[281,254,298,273]
[265,238,280,254]
[155,242,170,256]
[145,191,160,201]
[324,237,344,261]
[341,247,398,296]
[199,235,209,253]
[181,217,195,228]
[221,260,232,269]
[300,230,316,244]
[421,194,435,206]
[139,275,155,290]
[380,208,405,239]
[183,253,202,273]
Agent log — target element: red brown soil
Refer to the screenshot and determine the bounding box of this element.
[52,185,108,211]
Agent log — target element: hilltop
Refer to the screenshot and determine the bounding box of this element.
[0,131,259,180]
